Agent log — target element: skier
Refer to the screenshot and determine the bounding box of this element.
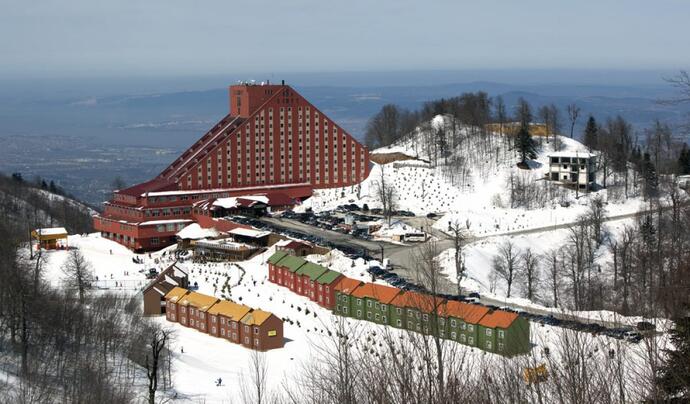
[216,378,222,386]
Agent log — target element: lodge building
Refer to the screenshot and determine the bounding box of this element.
[164,287,284,351]
[265,251,530,356]
[94,82,371,251]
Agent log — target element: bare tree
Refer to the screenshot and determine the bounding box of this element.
[492,240,519,297]
[545,248,561,308]
[566,103,581,138]
[111,176,127,192]
[374,166,397,224]
[663,70,690,104]
[145,328,172,404]
[242,350,269,404]
[61,248,94,304]
[520,247,540,301]
[447,219,469,295]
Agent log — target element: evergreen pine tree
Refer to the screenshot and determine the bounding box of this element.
[657,317,690,401]
[49,180,58,193]
[678,143,690,175]
[642,152,659,199]
[41,180,48,189]
[583,116,598,151]
[516,127,537,165]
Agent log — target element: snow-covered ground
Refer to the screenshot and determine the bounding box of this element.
[301,117,651,239]
[36,232,668,402]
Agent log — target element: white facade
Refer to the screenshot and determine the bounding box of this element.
[547,152,597,189]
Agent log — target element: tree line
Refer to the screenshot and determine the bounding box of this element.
[0,171,93,237]
[0,211,174,403]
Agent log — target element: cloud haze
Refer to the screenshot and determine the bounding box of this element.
[1,0,688,78]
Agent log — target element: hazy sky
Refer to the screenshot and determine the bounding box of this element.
[1,0,689,78]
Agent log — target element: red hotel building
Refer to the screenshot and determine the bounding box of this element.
[94,82,371,251]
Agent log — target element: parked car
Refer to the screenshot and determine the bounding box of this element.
[624,331,643,343]
[370,208,383,215]
[426,212,438,219]
[636,321,655,332]
[468,292,481,299]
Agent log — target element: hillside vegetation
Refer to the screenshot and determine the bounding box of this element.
[0,172,94,238]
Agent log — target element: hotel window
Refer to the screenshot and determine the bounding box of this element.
[498,330,505,339]
[486,329,492,336]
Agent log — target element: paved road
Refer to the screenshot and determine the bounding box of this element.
[264,208,652,329]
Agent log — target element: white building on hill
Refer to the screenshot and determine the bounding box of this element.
[546,151,597,191]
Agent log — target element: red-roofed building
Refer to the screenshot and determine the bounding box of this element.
[94,82,370,251]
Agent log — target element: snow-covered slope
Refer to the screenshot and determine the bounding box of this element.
[37,233,664,403]
[302,115,646,238]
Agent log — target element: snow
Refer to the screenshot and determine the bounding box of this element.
[37,233,667,403]
[177,223,220,240]
[34,227,68,236]
[548,151,597,158]
[301,118,649,241]
[213,195,269,209]
[228,227,271,238]
[139,218,193,226]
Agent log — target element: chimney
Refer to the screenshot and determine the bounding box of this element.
[281,80,285,86]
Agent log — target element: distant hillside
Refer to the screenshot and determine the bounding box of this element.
[303,115,648,237]
[0,172,95,239]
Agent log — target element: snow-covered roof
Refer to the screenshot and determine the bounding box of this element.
[34,227,68,236]
[548,151,597,158]
[164,274,179,286]
[229,227,271,238]
[176,223,220,240]
[213,195,269,209]
[195,238,252,250]
[143,182,311,197]
[139,219,194,226]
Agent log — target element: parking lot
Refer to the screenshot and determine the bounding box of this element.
[228,206,648,342]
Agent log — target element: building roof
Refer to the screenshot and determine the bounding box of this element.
[177,223,220,240]
[164,286,189,303]
[276,255,307,272]
[391,291,443,311]
[117,178,177,197]
[151,282,174,297]
[263,192,295,207]
[177,291,219,311]
[267,251,288,265]
[295,262,328,281]
[240,309,274,326]
[206,300,252,321]
[33,227,68,236]
[334,277,363,294]
[477,310,520,329]
[350,283,402,304]
[213,195,269,209]
[548,151,597,158]
[139,219,194,226]
[229,227,271,238]
[143,264,187,293]
[316,270,342,285]
[276,239,311,250]
[438,300,491,324]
